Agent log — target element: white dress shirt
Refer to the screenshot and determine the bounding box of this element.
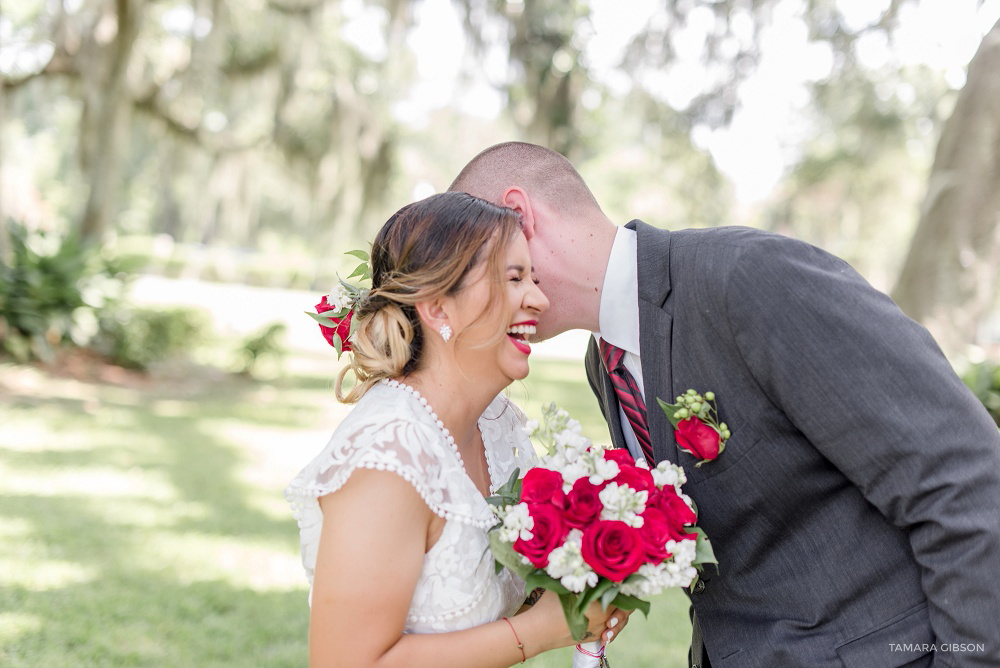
[593,226,645,461]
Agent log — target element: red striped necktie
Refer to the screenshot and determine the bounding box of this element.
[599,339,655,466]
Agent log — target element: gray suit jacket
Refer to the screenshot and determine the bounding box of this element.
[585,221,1000,668]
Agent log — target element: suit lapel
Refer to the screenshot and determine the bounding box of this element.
[585,339,628,450]
[630,220,680,465]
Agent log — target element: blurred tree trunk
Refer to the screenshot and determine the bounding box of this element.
[78,0,142,242]
[455,0,588,159]
[158,146,183,240]
[891,19,1000,361]
[0,77,8,264]
[505,2,584,157]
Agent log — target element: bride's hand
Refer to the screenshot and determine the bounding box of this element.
[602,607,632,646]
[521,590,618,651]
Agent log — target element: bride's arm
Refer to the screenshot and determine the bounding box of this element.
[309,468,612,668]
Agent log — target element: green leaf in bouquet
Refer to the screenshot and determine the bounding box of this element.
[600,584,621,611]
[347,263,369,280]
[333,332,344,357]
[692,527,719,572]
[524,571,571,596]
[488,530,533,580]
[495,467,521,499]
[558,592,588,642]
[573,578,615,617]
[558,579,623,643]
[485,469,520,530]
[609,591,651,618]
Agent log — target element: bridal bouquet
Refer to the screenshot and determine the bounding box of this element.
[488,404,716,667]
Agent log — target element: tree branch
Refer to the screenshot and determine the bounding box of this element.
[1,49,79,90]
[131,83,270,154]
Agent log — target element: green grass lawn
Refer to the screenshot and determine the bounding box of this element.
[0,354,691,667]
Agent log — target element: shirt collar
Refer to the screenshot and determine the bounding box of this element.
[595,226,640,356]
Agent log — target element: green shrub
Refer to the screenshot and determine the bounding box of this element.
[963,361,1000,426]
[0,222,130,362]
[95,307,209,370]
[234,322,287,377]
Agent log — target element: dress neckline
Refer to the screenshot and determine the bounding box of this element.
[381,378,496,496]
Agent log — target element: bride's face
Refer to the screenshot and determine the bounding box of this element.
[446,233,549,385]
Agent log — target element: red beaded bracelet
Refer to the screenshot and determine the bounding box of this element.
[502,617,526,663]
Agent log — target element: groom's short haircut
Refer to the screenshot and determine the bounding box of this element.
[449,142,601,215]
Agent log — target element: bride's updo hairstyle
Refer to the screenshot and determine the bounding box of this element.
[335,192,522,403]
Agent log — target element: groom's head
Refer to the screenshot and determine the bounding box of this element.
[449,142,615,340]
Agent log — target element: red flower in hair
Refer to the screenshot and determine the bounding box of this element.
[316,297,353,352]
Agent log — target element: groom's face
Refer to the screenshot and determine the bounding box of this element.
[522,212,573,342]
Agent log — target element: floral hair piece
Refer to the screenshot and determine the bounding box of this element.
[306,249,371,358]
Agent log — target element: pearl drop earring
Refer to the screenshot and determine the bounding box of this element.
[438,324,452,342]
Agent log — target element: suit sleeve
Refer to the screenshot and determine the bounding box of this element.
[725,236,1000,664]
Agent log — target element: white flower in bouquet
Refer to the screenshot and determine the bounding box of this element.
[598,483,648,528]
[545,530,600,593]
[496,503,534,543]
[582,450,619,485]
[651,461,688,488]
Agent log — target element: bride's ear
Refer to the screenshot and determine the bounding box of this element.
[501,187,536,240]
[414,300,449,337]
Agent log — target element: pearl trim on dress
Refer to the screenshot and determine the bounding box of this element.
[382,378,503,495]
[382,378,467,469]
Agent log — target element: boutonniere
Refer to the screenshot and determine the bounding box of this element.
[305,249,370,358]
[657,390,730,467]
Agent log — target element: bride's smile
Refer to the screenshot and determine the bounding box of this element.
[430,231,549,392]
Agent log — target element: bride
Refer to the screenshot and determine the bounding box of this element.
[286,192,626,667]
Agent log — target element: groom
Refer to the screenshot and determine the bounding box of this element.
[450,142,1000,667]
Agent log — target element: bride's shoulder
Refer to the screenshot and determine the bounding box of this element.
[286,384,457,506]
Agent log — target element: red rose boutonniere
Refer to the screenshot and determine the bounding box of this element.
[657,390,731,467]
[305,249,370,358]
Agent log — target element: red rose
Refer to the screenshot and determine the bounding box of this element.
[581,520,646,581]
[316,297,353,352]
[612,463,656,495]
[514,503,568,568]
[648,488,698,541]
[520,468,566,508]
[638,508,673,562]
[603,448,636,467]
[675,417,721,461]
[564,477,603,529]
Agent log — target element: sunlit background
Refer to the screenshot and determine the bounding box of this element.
[3,0,1000,665]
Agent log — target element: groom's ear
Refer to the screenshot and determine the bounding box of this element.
[501,187,536,240]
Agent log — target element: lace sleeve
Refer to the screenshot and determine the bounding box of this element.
[285,409,484,587]
[482,396,539,490]
[286,413,476,521]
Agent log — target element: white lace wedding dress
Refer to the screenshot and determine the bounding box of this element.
[286,379,538,634]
